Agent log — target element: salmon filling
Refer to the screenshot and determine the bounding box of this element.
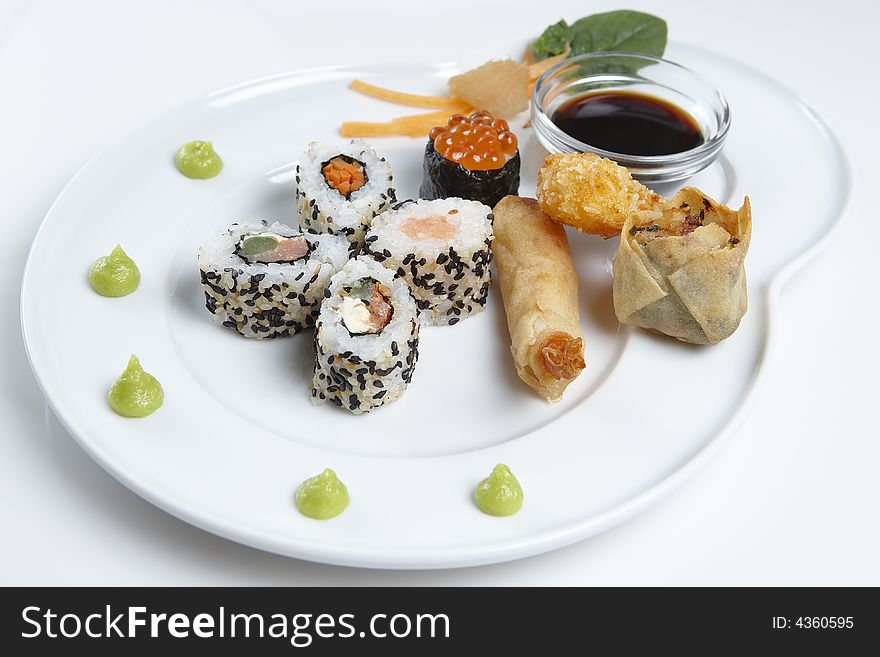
[322,156,367,199]
[365,284,393,329]
[401,214,458,241]
[539,332,585,380]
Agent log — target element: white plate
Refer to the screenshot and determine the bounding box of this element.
[21,44,848,568]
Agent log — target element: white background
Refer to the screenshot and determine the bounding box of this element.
[2,0,877,585]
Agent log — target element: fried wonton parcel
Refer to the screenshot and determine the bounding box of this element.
[537,152,663,238]
[612,188,751,345]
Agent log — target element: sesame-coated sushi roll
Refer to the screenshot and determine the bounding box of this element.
[363,198,494,326]
[199,221,349,339]
[311,257,420,414]
[295,140,395,254]
[420,110,520,208]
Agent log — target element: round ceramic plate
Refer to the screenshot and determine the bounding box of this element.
[21,44,848,568]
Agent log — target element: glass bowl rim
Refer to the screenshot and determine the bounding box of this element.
[531,51,731,165]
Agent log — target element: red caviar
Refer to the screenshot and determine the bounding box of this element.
[430,111,518,171]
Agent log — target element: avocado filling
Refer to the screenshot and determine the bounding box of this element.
[236,232,310,264]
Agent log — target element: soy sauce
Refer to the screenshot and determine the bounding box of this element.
[552,91,703,156]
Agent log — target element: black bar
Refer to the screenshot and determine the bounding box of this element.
[1,587,875,654]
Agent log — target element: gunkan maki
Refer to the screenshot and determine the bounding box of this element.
[419,110,520,208]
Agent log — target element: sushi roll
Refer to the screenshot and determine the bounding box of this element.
[295,140,395,254]
[199,221,349,339]
[419,110,520,208]
[311,257,420,414]
[363,198,494,326]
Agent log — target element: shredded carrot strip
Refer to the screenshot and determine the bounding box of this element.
[391,107,470,125]
[523,42,536,66]
[349,80,462,109]
[340,105,473,138]
[341,121,433,138]
[342,46,572,138]
[340,122,412,137]
[528,48,571,81]
[341,121,437,138]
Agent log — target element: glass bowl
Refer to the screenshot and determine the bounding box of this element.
[531,52,730,185]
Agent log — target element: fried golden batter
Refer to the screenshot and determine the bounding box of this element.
[536,153,663,238]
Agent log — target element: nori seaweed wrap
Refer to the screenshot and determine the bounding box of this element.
[419,110,520,207]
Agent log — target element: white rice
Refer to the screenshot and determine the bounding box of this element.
[198,221,349,338]
[311,256,420,414]
[295,140,395,254]
[362,198,494,326]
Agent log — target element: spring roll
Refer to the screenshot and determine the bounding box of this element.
[493,196,585,402]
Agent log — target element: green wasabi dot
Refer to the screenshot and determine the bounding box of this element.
[89,245,140,297]
[175,140,223,179]
[295,468,350,520]
[474,464,524,517]
[108,355,164,418]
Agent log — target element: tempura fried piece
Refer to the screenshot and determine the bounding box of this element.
[536,153,663,238]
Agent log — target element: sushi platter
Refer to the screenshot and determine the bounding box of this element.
[20,24,847,567]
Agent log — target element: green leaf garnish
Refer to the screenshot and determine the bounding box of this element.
[569,10,667,57]
[532,19,571,59]
[531,11,667,65]
[240,235,279,257]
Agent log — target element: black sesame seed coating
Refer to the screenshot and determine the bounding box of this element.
[199,234,340,339]
[297,147,396,252]
[360,218,494,326]
[308,271,421,415]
